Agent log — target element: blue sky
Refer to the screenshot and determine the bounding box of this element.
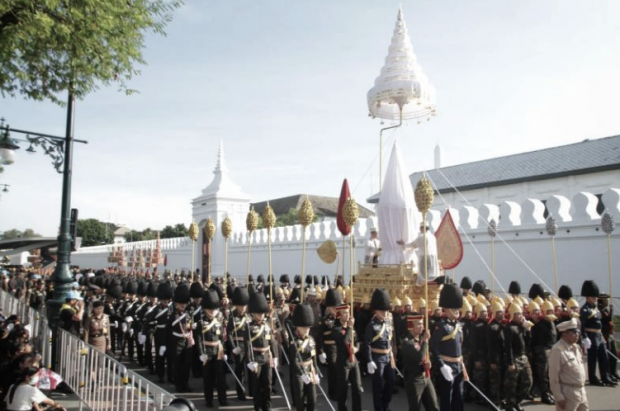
[1,0,620,236]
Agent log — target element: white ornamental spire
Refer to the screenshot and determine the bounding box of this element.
[199,140,247,199]
[367,7,437,121]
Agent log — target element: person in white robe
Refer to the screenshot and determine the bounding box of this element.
[364,229,382,267]
[397,224,440,285]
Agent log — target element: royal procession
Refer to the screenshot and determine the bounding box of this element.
[1,2,620,411]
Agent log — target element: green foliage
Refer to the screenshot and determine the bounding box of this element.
[124,228,156,242]
[76,218,114,246]
[0,228,42,239]
[0,0,182,105]
[160,223,188,239]
[275,208,318,227]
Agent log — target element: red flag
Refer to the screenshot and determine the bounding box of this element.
[337,179,351,236]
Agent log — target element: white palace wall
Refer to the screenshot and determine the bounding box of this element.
[70,188,620,298]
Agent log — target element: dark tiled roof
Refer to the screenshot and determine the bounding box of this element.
[368,135,620,203]
[252,195,375,219]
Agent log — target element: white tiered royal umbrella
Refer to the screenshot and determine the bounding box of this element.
[368,6,436,190]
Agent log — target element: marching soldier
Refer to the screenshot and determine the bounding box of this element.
[246,291,278,411]
[598,294,619,381]
[289,303,320,411]
[333,303,362,411]
[365,288,395,411]
[189,281,204,378]
[580,280,616,386]
[486,299,505,408]
[119,281,138,361]
[401,313,438,411]
[132,281,149,364]
[531,300,557,404]
[151,281,174,384]
[471,302,489,405]
[430,283,466,411]
[227,286,250,401]
[140,281,159,374]
[503,303,533,411]
[317,288,341,400]
[84,300,111,353]
[198,289,228,407]
[104,284,122,352]
[166,282,194,392]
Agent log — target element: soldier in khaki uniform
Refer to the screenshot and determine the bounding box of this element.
[549,318,588,411]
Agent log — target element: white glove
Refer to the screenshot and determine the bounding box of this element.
[367,361,377,375]
[125,316,133,323]
[273,357,278,367]
[302,374,311,385]
[233,347,241,355]
[223,355,228,362]
[440,364,453,382]
[319,352,327,364]
[192,323,197,330]
[313,374,320,384]
[114,321,118,328]
[584,338,592,350]
[138,334,146,345]
[121,323,128,333]
[159,346,166,356]
[199,354,208,363]
[247,362,257,371]
[129,329,134,337]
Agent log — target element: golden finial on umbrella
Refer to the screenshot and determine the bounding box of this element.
[299,196,314,302]
[204,217,216,285]
[221,216,232,296]
[222,217,232,238]
[246,207,259,286]
[343,198,359,228]
[263,203,276,303]
[414,175,434,213]
[188,221,199,281]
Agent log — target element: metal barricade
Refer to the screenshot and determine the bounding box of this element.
[57,328,176,411]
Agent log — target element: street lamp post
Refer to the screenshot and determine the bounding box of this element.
[0,92,87,368]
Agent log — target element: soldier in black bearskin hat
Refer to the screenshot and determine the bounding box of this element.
[245,291,277,410]
[139,281,159,374]
[104,284,122,352]
[317,288,341,401]
[197,289,228,407]
[148,281,173,382]
[189,281,204,378]
[132,281,149,365]
[430,283,465,411]
[365,288,395,411]
[333,303,362,411]
[580,280,617,387]
[227,286,251,401]
[166,282,194,392]
[289,303,320,411]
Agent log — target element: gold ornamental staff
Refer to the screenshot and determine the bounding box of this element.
[298,196,314,302]
[487,219,497,293]
[205,217,216,285]
[246,207,259,286]
[546,215,559,293]
[343,197,359,361]
[602,211,615,301]
[263,203,276,303]
[188,221,199,282]
[414,174,433,366]
[222,216,232,297]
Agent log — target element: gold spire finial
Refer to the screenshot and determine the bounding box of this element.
[246,207,259,232]
[204,217,216,240]
[343,198,359,228]
[221,216,232,238]
[298,196,314,227]
[263,202,276,229]
[414,175,434,213]
[188,221,199,241]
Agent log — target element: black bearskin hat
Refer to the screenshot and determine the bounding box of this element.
[248,274,254,284]
[249,291,269,314]
[209,283,224,300]
[581,280,600,297]
[508,281,521,295]
[201,289,221,309]
[157,281,173,300]
[528,283,545,299]
[173,283,190,304]
[146,282,158,298]
[137,281,148,297]
[232,287,250,306]
[439,283,463,309]
[257,274,265,283]
[294,275,301,285]
[472,280,486,296]
[305,275,313,285]
[460,276,472,290]
[292,304,314,327]
[324,289,342,307]
[280,274,290,283]
[107,285,123,300]
[370,288,391,311]
[125,281,138,295]
[558,285,573,300]
[190,282,204,299]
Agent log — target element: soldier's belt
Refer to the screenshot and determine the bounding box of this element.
[203,341,221,347]
[156,325,166,329]
[371,348,391,355]
[172,332,191,338]
[323,340,335,345]
[440,355,463,363]
[585,328,601,333]
[323,331,332,336]
[253,346,270,353]
[297,359,313,367]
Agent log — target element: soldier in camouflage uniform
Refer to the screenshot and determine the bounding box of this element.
[503,303,533,411]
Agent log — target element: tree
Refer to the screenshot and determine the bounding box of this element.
[0,228,42,239]
[76,218,114,247]
[275,208,319,227]
[0,0,182,105]
[160,223,188,239]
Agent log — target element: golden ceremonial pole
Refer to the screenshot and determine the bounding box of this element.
[246,207,259,286]
[415,175,434,365]
[602,211,615,301]
[188,221,199,282]
[263,203,276,303]
[298,196,315,302]
[221,216,232,297]
[546,216,558,293]
[205,217,216,286]
[343,197,359,361]
[488,219,497,293]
